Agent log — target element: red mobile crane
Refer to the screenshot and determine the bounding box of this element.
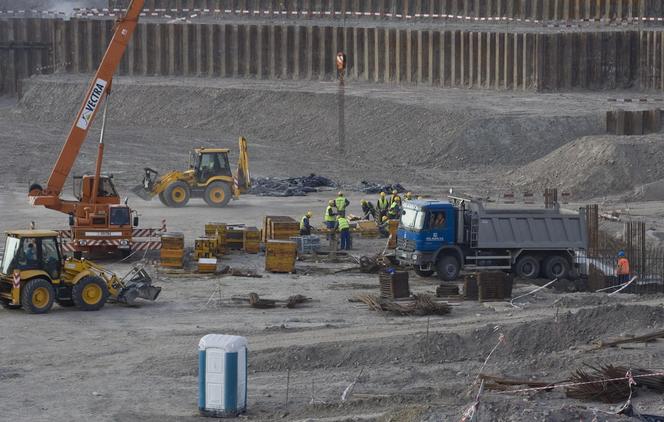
[28,0,161,256]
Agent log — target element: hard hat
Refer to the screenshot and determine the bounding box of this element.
[382,216,388,222]
[406,192,412,198]
[361,199,367,205]
[380,191,386,196]
[338,191,343,196]
[392,190,398,195]
[618,250,625,257]
[328,200,334,206]
[306,211,312,217]
[417,196,423,200]
[395,196,401,202]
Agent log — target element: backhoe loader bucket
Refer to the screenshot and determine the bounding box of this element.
[131,184,153,201]
[131,168,159,201]
[117,266,161,305]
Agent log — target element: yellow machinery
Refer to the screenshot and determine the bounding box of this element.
[133,137,251,208]
[0,230,161,314]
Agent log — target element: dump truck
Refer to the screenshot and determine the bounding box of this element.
[395,196,588,281]
[0,230,161,314]
[132,137,251,208]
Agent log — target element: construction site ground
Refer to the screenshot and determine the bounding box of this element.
[1,77,664,421]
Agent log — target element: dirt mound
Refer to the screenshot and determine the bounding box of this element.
[13,77,602,187]
[508,135,664,199]
[250,304,664,372]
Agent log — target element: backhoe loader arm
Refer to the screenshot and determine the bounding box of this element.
[30,0,145,211]
[235,136,251,193]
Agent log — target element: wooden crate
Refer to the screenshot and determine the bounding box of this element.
[356,221,379,238]
[161,232,184,249]
[160,248,184,259]
[387,220,399,249]
[263,216,292,242]
[243,227,261,253]
[263,216,299,241]
[265,240,297,273]
[379,271,410,300]
[197,258,218,273]
[205,222,227,237]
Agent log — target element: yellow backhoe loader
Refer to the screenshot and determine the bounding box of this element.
[0,230,161,314]
[132,137,251,208]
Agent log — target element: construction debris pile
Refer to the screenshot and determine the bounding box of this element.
[249,174,336,197]
[355,181,407,194]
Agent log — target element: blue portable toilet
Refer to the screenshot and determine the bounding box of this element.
[198,334,248,417]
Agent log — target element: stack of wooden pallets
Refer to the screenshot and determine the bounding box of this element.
[243,227,261,254]
[205,222,227,255]
[193,237,218,260]
[265,240,297,273]
[225,224,246,251]
[160,232,185,268]
[379,271,410,300]
[463,274,479,300]
[477,272,513,302]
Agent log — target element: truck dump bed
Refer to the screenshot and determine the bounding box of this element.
[468,202,587,250]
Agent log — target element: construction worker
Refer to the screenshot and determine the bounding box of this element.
[336,215,351,250]
[616,250,630,284]
[324,200,336,230]
[390,189,401,205]
[376,191,389,220]
[361,199,376,221]
[300,211,313,236]
[378,216,390,238]
[335,192,350,217]
[405,192,413,201]
[388,197,401,220]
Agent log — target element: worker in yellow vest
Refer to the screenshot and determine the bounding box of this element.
[336,215,351,250]
[335,192,350,217]
[300,211,313,236]
[390,189,401,205]
[376,191,389,220]
[324,200,336,230]
[388,197,401,220]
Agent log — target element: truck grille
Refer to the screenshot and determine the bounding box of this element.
[398,238,416,252]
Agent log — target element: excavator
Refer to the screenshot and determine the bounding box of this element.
[27,0,160,256]
[132,137,251,208]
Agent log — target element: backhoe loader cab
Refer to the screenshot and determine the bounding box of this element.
[190,148,233,182]
[0,230,161,314]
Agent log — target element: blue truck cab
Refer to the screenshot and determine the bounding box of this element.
[396,200,464,280]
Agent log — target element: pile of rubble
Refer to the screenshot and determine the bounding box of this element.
[249,174,336,197]
[355,181,407,194]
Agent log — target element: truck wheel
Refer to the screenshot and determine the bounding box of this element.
[158,191,170,206]
[204,181,232,207]
[544,256,570,280]
[21,278,55,314]
[515,256,540,279]
[72,276,109,311]
[436,255,460,282]
[415,268,434,277]
[164,181,190,208]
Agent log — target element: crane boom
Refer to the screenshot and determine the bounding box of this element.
[31,0,144,206]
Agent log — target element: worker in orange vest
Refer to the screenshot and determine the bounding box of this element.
[616,250,630,284]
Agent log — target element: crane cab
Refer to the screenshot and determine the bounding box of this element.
[73,173,120,204]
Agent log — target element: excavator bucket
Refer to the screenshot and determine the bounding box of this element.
[117,266,161,305]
